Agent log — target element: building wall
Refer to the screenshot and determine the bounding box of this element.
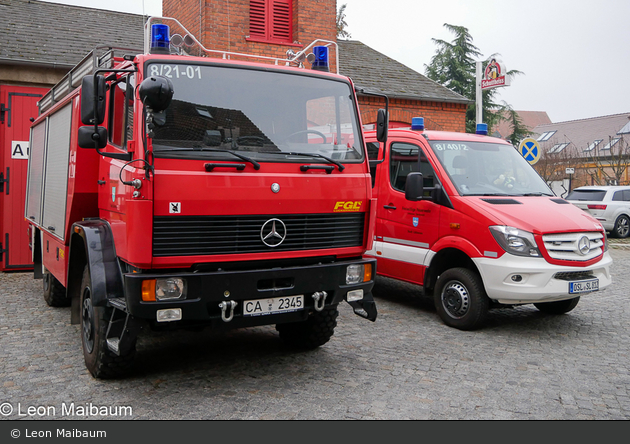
[0,65,67,88]
[162,0,467,132]
[163,0,336,60]
[358,96,467,132]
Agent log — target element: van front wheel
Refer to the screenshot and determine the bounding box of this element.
[434,268,489,330]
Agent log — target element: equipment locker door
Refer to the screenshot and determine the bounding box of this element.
[0,85,47,271]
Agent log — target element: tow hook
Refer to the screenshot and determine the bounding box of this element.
[218,300,237,322]
[312,291,327,312]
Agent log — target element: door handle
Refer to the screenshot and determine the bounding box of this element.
[383,204,397,210]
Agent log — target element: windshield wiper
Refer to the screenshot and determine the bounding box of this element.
[262,151,345,172]
[519,192,554,197]
[157,146,260,170]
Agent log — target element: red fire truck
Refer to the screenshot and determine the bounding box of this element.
[24,17,381,378]
[365,118,612,330]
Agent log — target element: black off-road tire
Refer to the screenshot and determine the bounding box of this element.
[43,270,70,307]
[612,215,630,238]
[534,297,580,315]
[80,266,135,379]
[276,306,338,349]
[434,267,489,331]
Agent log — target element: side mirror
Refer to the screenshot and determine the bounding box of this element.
[203,130,222,146]
[139,75,174,112]
[405,172,423,201]
[78,126,107,149]
[80,75,106,125]
[376,108,388,143]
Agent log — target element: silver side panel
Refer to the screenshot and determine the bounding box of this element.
[25,120,48,225]
[41,103,72,240]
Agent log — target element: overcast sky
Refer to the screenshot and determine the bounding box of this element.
[38,0,630,124]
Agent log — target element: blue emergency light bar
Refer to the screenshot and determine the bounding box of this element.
[411,117,425,131]
[476,123,488,135]
[311,46,329,72]
[151,24,170,54]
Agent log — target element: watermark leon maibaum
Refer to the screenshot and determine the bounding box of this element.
[0,401,132,418]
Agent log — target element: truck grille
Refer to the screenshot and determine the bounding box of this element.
[542,232,604,261]
[153,213,365,257]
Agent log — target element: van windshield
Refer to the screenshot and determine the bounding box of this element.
[429,140,553,196]
[147,62,364,163]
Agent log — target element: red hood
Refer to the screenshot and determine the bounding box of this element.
[466,196,605,234]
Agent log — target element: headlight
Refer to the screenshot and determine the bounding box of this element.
[142,278,187,301]
[345,263,373,284]
[156,278,187,300]
[489,226,541,258]
[346,264,364,284]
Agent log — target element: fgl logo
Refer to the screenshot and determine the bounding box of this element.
[413,217,419,227]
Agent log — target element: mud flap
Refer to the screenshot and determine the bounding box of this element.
[346,292,377,322]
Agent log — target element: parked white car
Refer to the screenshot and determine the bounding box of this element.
[566,186,630,238]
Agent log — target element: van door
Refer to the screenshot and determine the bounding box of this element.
[374,139,441,285]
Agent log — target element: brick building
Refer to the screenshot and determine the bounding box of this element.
[162,0,469,131]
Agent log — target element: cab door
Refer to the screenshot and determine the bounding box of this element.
[373,139,441,285]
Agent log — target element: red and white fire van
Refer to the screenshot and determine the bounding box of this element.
[365,118,612,330]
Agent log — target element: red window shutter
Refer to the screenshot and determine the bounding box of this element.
[249,0,266,38]
[271,0,291,42]
[249,0,292,43]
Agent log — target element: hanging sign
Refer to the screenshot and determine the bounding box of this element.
[481,58,511,90]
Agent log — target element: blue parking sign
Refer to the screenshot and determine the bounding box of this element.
[518,138,541,165]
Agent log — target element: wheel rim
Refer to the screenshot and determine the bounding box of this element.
[441,281,470,319]
[618,217,629,237]
[82,288,95,354]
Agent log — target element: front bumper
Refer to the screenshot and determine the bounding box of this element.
[122,257,377,328]
[473,252,613,304]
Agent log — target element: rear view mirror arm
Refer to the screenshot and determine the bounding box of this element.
[91,68,137,161]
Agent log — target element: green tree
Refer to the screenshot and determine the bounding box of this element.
[425,23,521,133]
[500,101,533,146]
[336,3,351,39]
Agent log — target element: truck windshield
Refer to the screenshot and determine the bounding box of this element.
[147,62,364,163]
[429,140,553,196]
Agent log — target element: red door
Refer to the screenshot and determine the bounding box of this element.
[374,138,442,284]
[0,85,48,271]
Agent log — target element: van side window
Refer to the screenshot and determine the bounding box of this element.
[108,76,133,149]
[389,142,436,192]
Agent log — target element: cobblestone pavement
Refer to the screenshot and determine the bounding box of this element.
[0,248,628,421]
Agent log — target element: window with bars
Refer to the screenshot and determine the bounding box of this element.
[584,139,603,152]
[537,130,556,142]
[249,0,292,44]
[601,138,621,151]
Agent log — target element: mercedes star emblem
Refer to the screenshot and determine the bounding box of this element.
[577,235,591,255]
[271,183,280,193]
[260,218,287,247]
